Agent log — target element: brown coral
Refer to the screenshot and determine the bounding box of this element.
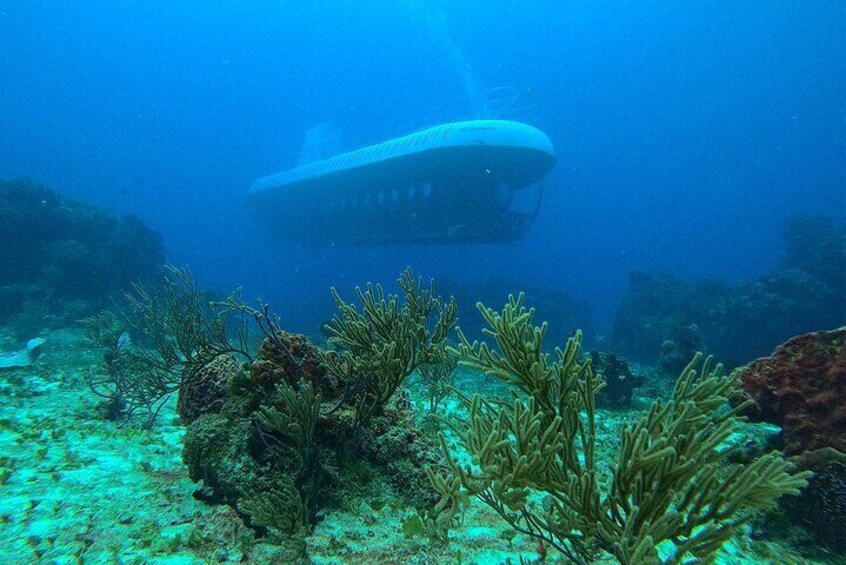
[250,331,340,397]
[177,354,242,425]
[740,327,846,454]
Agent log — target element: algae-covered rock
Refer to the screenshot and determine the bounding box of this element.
[355,405,448,510]
[182,413,263,506]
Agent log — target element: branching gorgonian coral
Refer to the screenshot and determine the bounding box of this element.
[431,294,810,565]
[321,267,458,427]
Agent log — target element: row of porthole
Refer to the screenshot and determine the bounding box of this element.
[330,182,434,210]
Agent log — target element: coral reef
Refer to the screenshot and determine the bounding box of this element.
[783,214,846,296]
[178,269,457,558]
[432,294,810,564]
[182,329,449,552]
[0,178,164,335]
[611,215,846,367]
[740,328,846,554]
[715,269,836,364]
[740,327,846,455]
[5,271,840,563]
[610,271,725,366]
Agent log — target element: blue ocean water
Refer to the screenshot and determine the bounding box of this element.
[1,4,846,563]
[2,1,843,333]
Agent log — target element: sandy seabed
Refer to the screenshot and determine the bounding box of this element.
[0,329,836,565]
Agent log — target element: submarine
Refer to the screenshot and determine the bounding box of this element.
[248,119,556,245]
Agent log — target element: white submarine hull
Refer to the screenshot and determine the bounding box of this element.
[248,119,556,245]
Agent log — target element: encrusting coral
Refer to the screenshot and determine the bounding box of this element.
[430,293,811,565]
[740,327,846,455]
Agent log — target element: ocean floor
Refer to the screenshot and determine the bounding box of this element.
[0,328,841,565]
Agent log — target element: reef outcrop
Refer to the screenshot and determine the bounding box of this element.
[740,327,846,456]
[181,329,447,549]
[740,328,846,554]
[610,215,846,368]
[0,178,164,336]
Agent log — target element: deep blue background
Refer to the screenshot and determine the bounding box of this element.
[1,1,844,333]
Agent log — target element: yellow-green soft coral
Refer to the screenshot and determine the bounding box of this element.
[321,267,458,427]
[431,293,810,565]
